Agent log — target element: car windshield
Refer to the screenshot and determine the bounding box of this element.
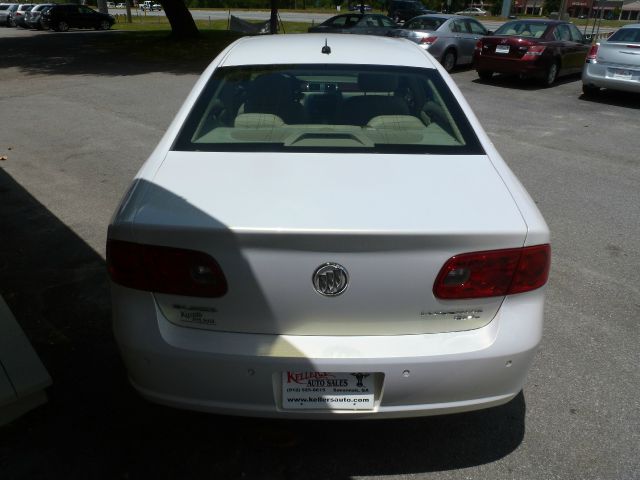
[173,64,483,154]
[608,27,640,43]
[405,17,445,30]
[494,21,549,37]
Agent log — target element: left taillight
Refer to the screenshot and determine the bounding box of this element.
[586,44,599,63]
[107,239,228,297]
[433,244,551,300]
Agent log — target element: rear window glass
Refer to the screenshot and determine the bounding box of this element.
[495,21,549,38]
[173,64,484,155]
[405,17,445,30]
[608,27,640,43]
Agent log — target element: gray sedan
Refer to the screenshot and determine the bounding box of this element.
[390,14,490,72]
[582,23,640,96]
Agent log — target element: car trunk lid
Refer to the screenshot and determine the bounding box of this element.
[129,152,528,336]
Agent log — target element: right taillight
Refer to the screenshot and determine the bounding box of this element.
[107,239,228,298]
[433,244,551,299]
[420,36,438,46]
[586,44,599,63]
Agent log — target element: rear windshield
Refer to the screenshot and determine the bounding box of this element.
[405,16,446,31]
[494,21,549,38]
[173,64,484,154]
[608,27,640,43]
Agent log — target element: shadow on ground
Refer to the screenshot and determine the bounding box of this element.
[0,30,242,77]
[0,166,525,479]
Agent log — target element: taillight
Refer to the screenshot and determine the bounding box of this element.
[475,40,483,51]
[420,36,437,46]
[107,240,228,297]
[521,45,546,60]
[433,244,550,299]
[586,44,599,62]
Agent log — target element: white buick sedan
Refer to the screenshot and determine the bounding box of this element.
[107,34,550,419]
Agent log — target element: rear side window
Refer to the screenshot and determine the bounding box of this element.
[173,64,484,155]
[608,27,640,43]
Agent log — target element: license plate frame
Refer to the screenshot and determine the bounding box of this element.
[281,371,376,411]
[495,44,510,54]
[610,68,632,80]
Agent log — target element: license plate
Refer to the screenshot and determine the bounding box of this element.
[495,45,510,54]
[610,68,632,80]
[282,371,375,410]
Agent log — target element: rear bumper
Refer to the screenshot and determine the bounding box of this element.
[112,285,544,419]
[582,62,640,93]
[474,54,549,77]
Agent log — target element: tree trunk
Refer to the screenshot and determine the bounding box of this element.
[159,0,199,39]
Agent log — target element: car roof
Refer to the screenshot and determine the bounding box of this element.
[220,34,437,69]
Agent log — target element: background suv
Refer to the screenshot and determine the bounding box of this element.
[42,3,114,31]
[388,0,436,23]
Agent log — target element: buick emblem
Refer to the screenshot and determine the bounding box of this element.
[312,263,349,296]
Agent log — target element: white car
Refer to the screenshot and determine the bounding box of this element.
[455,7,487,16]
[107,34,550,419]
[582,23,640,96]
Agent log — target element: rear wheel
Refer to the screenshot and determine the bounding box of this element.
[56,20,69,32]
[477,69,493,81]
[98,20,111,30]
[541,61,559,87]
[582,84,600,98]
[441,49,457,73]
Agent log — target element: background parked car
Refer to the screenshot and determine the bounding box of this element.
[348,3,372,11]
[24,3,53,29]
[455,7,487,16]
[42,3,115,32]
[308,13,397,36]
[473,19,591,87]
[390,14,490,72]
[6,3,33,27]
[582,23,640,96]
[388,0,436,23]
[0,4,18,26]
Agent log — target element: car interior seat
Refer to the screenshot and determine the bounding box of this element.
[243,73,307,124]
[340,73,410,126]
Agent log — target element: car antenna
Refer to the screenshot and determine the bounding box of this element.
[321,39,331,55]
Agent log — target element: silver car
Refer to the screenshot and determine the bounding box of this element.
[24,3,53,29]
[582,24,640,96]
[0,3,18,26]
[390,14,490,72]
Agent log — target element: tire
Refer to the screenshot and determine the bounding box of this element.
[56,20,69,32]
[477,69,493,81]
[441,49,457,73]
[582,84,600,97]
[8,17,15,27]
[541,61,559,87]
[98,20,111,30]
